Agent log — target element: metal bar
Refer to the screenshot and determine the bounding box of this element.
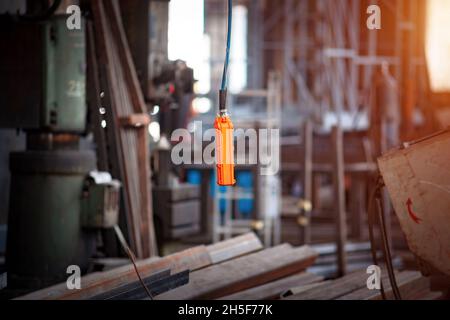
[332,125,347,277]
[90,269,190,300]
[302,120,313,244]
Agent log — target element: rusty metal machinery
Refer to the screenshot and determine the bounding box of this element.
[378,128,450,279]
[0,14,120,294]
[7,149,97,290]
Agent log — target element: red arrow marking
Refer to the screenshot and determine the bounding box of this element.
[406,198,422,224]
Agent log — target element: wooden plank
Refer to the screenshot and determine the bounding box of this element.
[331,125,347,276]
[281,282,325,298]
[337,270,429,300]
[284,271,368,300]
[91,0,141,255]
[91,0,142,257]
[206,232,263,264]
[17,245,211,300]
[219,272,323,300]
[104,0,157,258]
[155,244,318,300]
[118,114,151,127]
[91,0,157,257]
[369,271,429,300]
[18,232,263,300]
[331,270,392,300]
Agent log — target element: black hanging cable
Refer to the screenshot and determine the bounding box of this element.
[376,190,402,300]
[113,225,153,300]
[367,184,387,300]
[367,176,402,300]
[219,0,232,113]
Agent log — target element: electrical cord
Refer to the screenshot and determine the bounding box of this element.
[220,0,232,92]
[367,176,402,300]
[367,184,387,300]
[113,225,153,300]
[219,0,232,113]
[376,189,402,300]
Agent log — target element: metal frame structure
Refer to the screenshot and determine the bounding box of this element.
[260,0,412,122]
[257,0,423,277]
[212,72,282,247]
[205,0,425,274]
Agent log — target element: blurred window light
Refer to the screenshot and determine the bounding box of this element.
[168,0,210,94]
[192,97,212,114]
[197,34,211,94]
[426,0,450,92]
[151,105,160,116]
[229,5,248,94]
[148,121,161,141]
[323,111,368,132]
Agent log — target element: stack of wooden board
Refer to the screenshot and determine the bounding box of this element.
[17,233,318,300]
[16,233,260,299]
[281,270,443,300]
[17,233,441,300]
[155,244,318,300]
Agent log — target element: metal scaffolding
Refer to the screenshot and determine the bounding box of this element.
[260,0,412,126]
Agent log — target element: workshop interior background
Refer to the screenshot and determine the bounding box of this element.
[1,0,450,300]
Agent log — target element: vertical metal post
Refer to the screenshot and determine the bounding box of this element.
[302,120,313,244]
[332,125,347,276]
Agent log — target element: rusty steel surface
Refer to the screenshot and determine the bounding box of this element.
[378,129,450,277]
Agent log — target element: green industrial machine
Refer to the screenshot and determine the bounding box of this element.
[0,16,86,131]
[0,15,120,293]
[8,150,96,290]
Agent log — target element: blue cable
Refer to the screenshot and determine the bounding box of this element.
[220,0,232,91]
